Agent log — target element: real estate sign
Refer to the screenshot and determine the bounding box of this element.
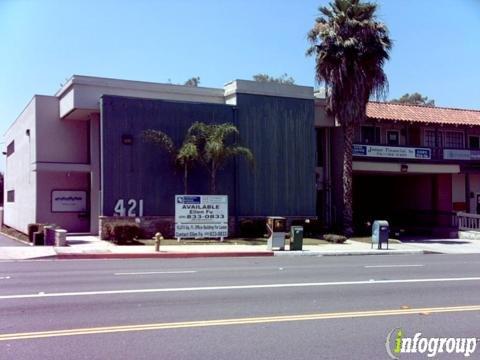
[175,195,228,239]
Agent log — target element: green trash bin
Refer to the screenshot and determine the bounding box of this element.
[290,226,303,251]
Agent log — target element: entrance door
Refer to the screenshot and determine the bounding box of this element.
[476,194,480,214]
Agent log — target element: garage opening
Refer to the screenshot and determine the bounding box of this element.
[353,173,455,236]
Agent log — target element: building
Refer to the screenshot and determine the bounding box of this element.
[3,75,316,237]
[5,75,480,238]
[316,101,480,237]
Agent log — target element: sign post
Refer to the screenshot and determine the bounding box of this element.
[175,195,228,241]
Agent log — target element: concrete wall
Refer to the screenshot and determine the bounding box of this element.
[36,96,89,164]
[469,174,480,213]
[452,173,466,211]
[36,171,90,232]
[3,97,37,233]
[59,76,225,119]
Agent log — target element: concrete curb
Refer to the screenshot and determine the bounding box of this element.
[56,251,274,260]
[274,250,425,256]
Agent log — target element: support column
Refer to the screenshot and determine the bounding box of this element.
[89,113,101,234]
[465,172,471,213]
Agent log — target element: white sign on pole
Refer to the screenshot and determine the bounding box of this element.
[52,190,87,213]
[175,195,228,239]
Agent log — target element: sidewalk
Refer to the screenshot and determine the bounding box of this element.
[0,235,426,260]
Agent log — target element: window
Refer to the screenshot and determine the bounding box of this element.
[424,130,436,147]
[361,126,381,144]
[469,136,480,149]
[6,141,14,157]
[424,129,443,148]
[7,190,14,203]
[444,131,464,149]
[386,130,400,146]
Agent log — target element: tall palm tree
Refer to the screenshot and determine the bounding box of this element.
[142,129,199,194]
[187,122,254,194]
[307,0,392,236]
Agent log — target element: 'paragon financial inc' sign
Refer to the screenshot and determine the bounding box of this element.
[353,144,431,160]
[175,195,228,239]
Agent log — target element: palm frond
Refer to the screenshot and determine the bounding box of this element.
[142,129,176,155]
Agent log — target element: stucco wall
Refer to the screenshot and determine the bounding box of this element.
[452,173,466,210]
[36,171,90,232]
[36,96,89,164]
[3,98,37,233]
[469,174,480,213]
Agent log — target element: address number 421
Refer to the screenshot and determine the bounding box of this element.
[114,199,144,217]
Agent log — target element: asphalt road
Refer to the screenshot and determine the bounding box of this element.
[1,254,480,359]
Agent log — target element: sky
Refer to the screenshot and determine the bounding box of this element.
[0,0,479,143]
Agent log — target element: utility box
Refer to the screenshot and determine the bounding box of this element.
[267,217,286,250]
[290,226,303,251]
[372,220,389,249]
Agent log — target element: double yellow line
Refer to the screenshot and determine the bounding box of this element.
[2,305,480,341]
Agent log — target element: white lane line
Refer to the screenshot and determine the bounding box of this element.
[364,264,424,268]
[0,276,11,280]
[114,271,197,276]
[1,276,480,300]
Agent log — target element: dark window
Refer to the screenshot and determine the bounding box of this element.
[424,129,443,148]
[444,131,464,149]
[386,131,399,146]
[6,141,14,157]
[7,190,14,203]
[469,136,480,149]
[361,126,381,144]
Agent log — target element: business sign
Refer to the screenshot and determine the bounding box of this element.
[175,195,228,239]
[52,190,87,213]
[443,149,480,161]
[353,144,431,160]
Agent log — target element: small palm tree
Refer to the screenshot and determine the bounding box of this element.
[142,129,199,194]
[187,122,254,194]
[307,0,392,236]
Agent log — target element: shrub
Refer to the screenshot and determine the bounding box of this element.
[113,224,140,244]
[323,234,347,244]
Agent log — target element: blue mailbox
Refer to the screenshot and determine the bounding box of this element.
[372,220,389,250]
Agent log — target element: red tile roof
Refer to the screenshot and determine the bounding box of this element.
[367,102,480,126]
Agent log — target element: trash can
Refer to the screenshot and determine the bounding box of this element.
[372,220,389,249]
[290,226,303,251]
[267,217,286,250]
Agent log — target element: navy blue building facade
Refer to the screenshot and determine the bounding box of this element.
[100,93,316,231]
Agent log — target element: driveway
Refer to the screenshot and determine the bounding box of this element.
[0,234,27,247]
[401,237,480,254]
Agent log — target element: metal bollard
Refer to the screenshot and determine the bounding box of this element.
[154,232,163,252]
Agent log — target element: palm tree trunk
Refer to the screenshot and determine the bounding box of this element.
[210,161,216,194]
[183,164,188,195]
[343,122,354,237]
